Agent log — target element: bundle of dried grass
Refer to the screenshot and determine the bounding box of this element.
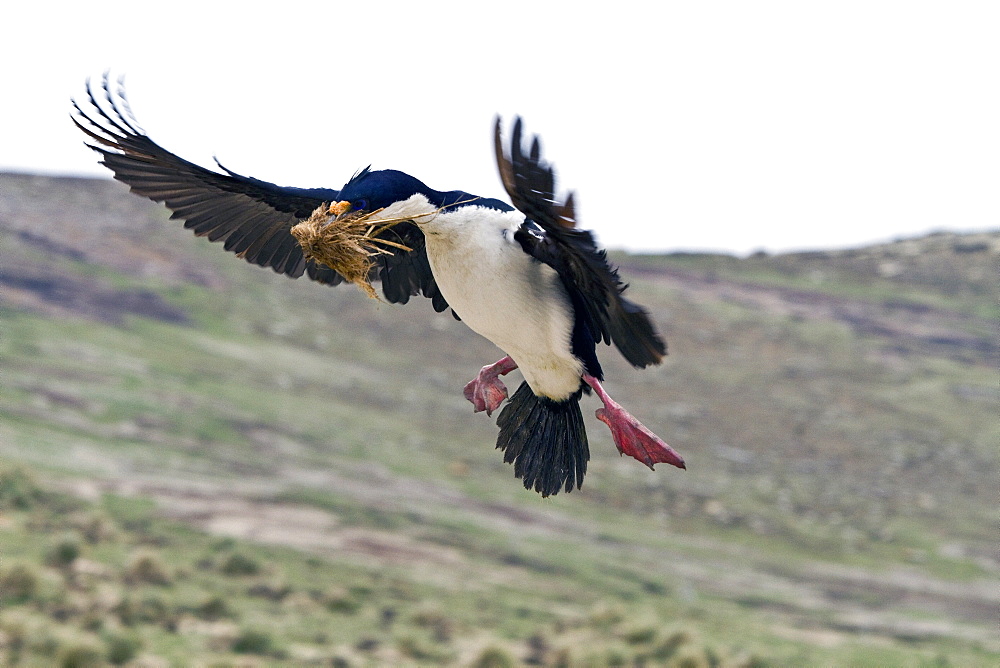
[290,203,413,299]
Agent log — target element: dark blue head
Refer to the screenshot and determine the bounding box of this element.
[338,168,439,212]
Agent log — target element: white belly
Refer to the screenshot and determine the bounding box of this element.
[422,208,583,400]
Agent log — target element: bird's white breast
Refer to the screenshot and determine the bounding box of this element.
[420,205,583,401]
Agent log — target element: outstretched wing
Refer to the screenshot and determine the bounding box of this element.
[494,117,666,371]
[71,74,447,311]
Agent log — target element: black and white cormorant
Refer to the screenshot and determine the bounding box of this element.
[71,75,685,497]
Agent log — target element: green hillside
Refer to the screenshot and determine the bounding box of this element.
[1,172,997,666]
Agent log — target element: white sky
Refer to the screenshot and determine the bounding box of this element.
[3,1,998,254]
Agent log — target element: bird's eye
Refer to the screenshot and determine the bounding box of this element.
[353,199,368,211]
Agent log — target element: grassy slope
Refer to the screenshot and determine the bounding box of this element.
[0,173,997,666]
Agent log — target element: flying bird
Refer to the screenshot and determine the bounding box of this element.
[71,75,685,496]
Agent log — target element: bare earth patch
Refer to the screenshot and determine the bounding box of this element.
[61,466,1000,653]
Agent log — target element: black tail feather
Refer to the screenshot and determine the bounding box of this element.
[496,382,589,497]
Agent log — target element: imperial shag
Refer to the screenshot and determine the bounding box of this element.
[72,75,685,497]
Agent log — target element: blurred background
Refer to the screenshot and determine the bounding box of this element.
[1,1,997,665]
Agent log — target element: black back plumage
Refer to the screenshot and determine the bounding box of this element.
[494,118,666,375]
[70,75,448,310]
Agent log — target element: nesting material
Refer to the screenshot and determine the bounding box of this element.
[290,203,413,299]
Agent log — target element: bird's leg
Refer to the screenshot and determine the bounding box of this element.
[464,356,518,416]
[583,375,686,470]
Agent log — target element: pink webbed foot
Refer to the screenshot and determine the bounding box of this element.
[464,356,518,416]
[584,375,686,470]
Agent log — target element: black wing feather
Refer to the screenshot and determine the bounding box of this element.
[71,74,446,308]
[495,117,666,370]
